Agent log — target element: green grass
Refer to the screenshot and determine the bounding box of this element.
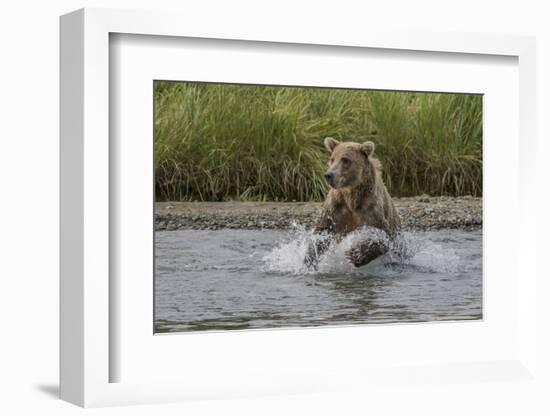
[155,81,482,201]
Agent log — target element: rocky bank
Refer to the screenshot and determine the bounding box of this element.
[155,196,482,232]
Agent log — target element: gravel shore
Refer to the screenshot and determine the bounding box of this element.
[155,196,482,232]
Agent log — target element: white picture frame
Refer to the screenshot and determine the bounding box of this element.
[60,7,538,408]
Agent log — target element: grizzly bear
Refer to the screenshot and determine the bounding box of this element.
[305,137,401,268]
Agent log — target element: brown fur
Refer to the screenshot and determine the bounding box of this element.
[317,138,400,237]
[306,138,401,268]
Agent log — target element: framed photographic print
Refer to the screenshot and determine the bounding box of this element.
[60,7,539,408]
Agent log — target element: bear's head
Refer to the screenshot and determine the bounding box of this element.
[323,137,377,189]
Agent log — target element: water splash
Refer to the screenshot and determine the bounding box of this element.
[261,223,321,275]
[262,223,460,276]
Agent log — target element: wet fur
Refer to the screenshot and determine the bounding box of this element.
[305,139,401,268]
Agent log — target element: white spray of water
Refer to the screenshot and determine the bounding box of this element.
[261,223,460,276]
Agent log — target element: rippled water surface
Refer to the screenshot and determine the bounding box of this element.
[155,228,482,332]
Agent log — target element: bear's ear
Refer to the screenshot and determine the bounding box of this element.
[360,141,375,158]
[324,137,340,154]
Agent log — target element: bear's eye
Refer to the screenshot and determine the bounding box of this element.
[341,157,351,168]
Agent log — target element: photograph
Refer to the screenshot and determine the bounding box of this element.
[153,81,483,333]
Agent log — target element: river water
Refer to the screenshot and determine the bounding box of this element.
[154,227,482,333]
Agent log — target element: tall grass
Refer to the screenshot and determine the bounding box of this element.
[155,81,482,201]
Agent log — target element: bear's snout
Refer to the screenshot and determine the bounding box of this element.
[324,170,335,187]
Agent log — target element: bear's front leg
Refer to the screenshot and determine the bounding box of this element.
[304,236,332,269]
[345,238,389,267]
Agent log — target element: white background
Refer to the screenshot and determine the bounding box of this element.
[112,34,520,384]
[1,1,549,415]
